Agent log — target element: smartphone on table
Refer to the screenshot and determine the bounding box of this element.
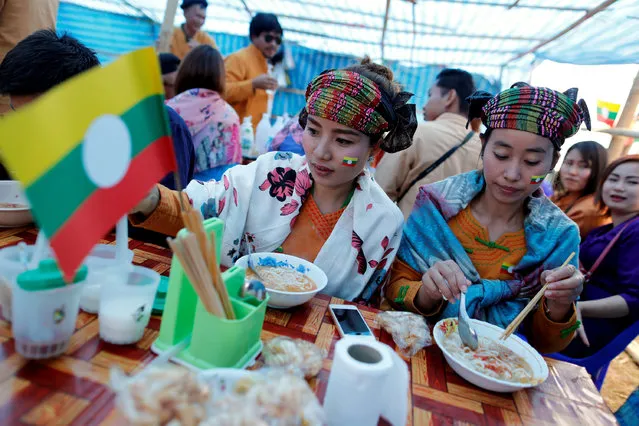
[329,304,374,338]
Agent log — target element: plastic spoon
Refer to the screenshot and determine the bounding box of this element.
[458,291,478,350]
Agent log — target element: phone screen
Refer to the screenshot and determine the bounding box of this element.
[333,308,372,336]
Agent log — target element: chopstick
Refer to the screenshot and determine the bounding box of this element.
[499,252,576,341]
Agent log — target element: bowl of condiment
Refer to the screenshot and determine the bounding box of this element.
[433,318,548,393]
[235,253,327,309]
[0,181,33,228]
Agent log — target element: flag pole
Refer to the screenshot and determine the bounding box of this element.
[28,231,49,270]
[115,216,129,263]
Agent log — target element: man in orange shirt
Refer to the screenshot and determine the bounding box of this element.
[0,0,60,116]
[224,13,281,131]
[170,0,216,60]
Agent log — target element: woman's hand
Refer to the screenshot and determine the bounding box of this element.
[131,186,161,217]
[575,304,590,346]
[416,260,471,311]
[541,264,584,321]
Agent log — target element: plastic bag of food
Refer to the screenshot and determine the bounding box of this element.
[377,311,432,357]
[262,336,325,378]
[110,365,210,426]
[203,368,325,426]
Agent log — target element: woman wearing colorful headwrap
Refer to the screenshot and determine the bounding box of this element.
[129,59,418,302]
[386,82,588,353]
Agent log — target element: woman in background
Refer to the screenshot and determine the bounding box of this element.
[167,45,242,181]
[551,141,610,240]
[563,155,639,357]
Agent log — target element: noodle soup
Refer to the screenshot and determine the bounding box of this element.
[246,266,317,293]
[439,319,539,385]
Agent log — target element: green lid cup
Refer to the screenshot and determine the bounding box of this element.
[13,259,87,359]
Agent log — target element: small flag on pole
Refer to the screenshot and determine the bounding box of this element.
[596,100,620,127]
[0,47,177,280]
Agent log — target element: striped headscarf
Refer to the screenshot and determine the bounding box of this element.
[467,83,591,150]
[300,69,417,153]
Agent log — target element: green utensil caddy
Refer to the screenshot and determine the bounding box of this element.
[151,218,268,369]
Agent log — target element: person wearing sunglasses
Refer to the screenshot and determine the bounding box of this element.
[225,13,282,132]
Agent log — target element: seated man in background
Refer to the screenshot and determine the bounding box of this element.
[170,0,216,60]
[375,68,482,219]
[159,52,181,100]
[224,13,281,131]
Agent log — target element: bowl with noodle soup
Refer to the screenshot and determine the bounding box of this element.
[0,181,32,228]
[434,318,548,393]
[235,253,327,309]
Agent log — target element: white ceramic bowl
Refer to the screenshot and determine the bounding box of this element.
[234,253,327,309]
[0,181,33,227]
[433,318,549,393]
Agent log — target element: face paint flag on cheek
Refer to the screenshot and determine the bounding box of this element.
[342,156,359,167]
[530,174,546,184]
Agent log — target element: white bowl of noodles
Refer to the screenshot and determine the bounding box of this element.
[235,253,327,309]
[0,181,33,228]
[434,318,548,393]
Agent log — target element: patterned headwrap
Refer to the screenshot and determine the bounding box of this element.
[299,69,417,153]
[467,82,591,150]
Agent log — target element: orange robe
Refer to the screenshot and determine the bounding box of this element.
[551,193,611,240]
[169,26,217,60]
[224,43,269,132]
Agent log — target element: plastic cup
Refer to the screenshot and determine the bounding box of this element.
[12,276,85,359]
[98,265,160,345]
[80,244,134,314]
[0,244,53,322]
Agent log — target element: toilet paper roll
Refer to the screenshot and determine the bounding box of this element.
[323,337,409,426]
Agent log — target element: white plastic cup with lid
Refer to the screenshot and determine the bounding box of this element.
[12,259,87,359]
[98,265,160,345]
[80,244,134,314]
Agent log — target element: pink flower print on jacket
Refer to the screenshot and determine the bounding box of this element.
[351,231,367,275]
[259,167,297,202]
[367,236,393,271]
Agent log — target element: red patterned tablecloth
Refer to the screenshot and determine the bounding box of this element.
[0,227,617,425]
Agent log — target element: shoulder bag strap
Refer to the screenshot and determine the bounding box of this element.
[581,216,639,282]
[396,131,476,204]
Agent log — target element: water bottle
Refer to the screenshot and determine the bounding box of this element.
[255,113,272,155]
[240,116,254,157]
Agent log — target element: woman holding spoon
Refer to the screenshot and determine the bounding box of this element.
[386,83,586,353]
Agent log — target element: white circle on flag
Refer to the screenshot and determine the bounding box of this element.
[82,115,132,188]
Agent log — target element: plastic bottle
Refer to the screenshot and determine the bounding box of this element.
[254,113,272,155]
[240,116,254,157]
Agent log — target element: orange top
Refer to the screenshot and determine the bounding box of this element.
[448,206,527,280]
[551,193,611,240]
[169,26,217,60]
[279,194,346,262]
[385,206,576,353]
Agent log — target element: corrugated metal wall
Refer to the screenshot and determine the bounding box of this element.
[57,2,500,117]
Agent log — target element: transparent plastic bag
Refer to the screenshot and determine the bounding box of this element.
[110,365,210,426]
[377,311,432,357]
[203,368,325,426]
[262,336,326,378]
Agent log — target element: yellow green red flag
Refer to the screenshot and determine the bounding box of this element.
[596,100,620,127]
[0,47,176,279]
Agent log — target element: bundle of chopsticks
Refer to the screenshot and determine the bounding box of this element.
[500,252,576,340]
[166,194,234,319]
